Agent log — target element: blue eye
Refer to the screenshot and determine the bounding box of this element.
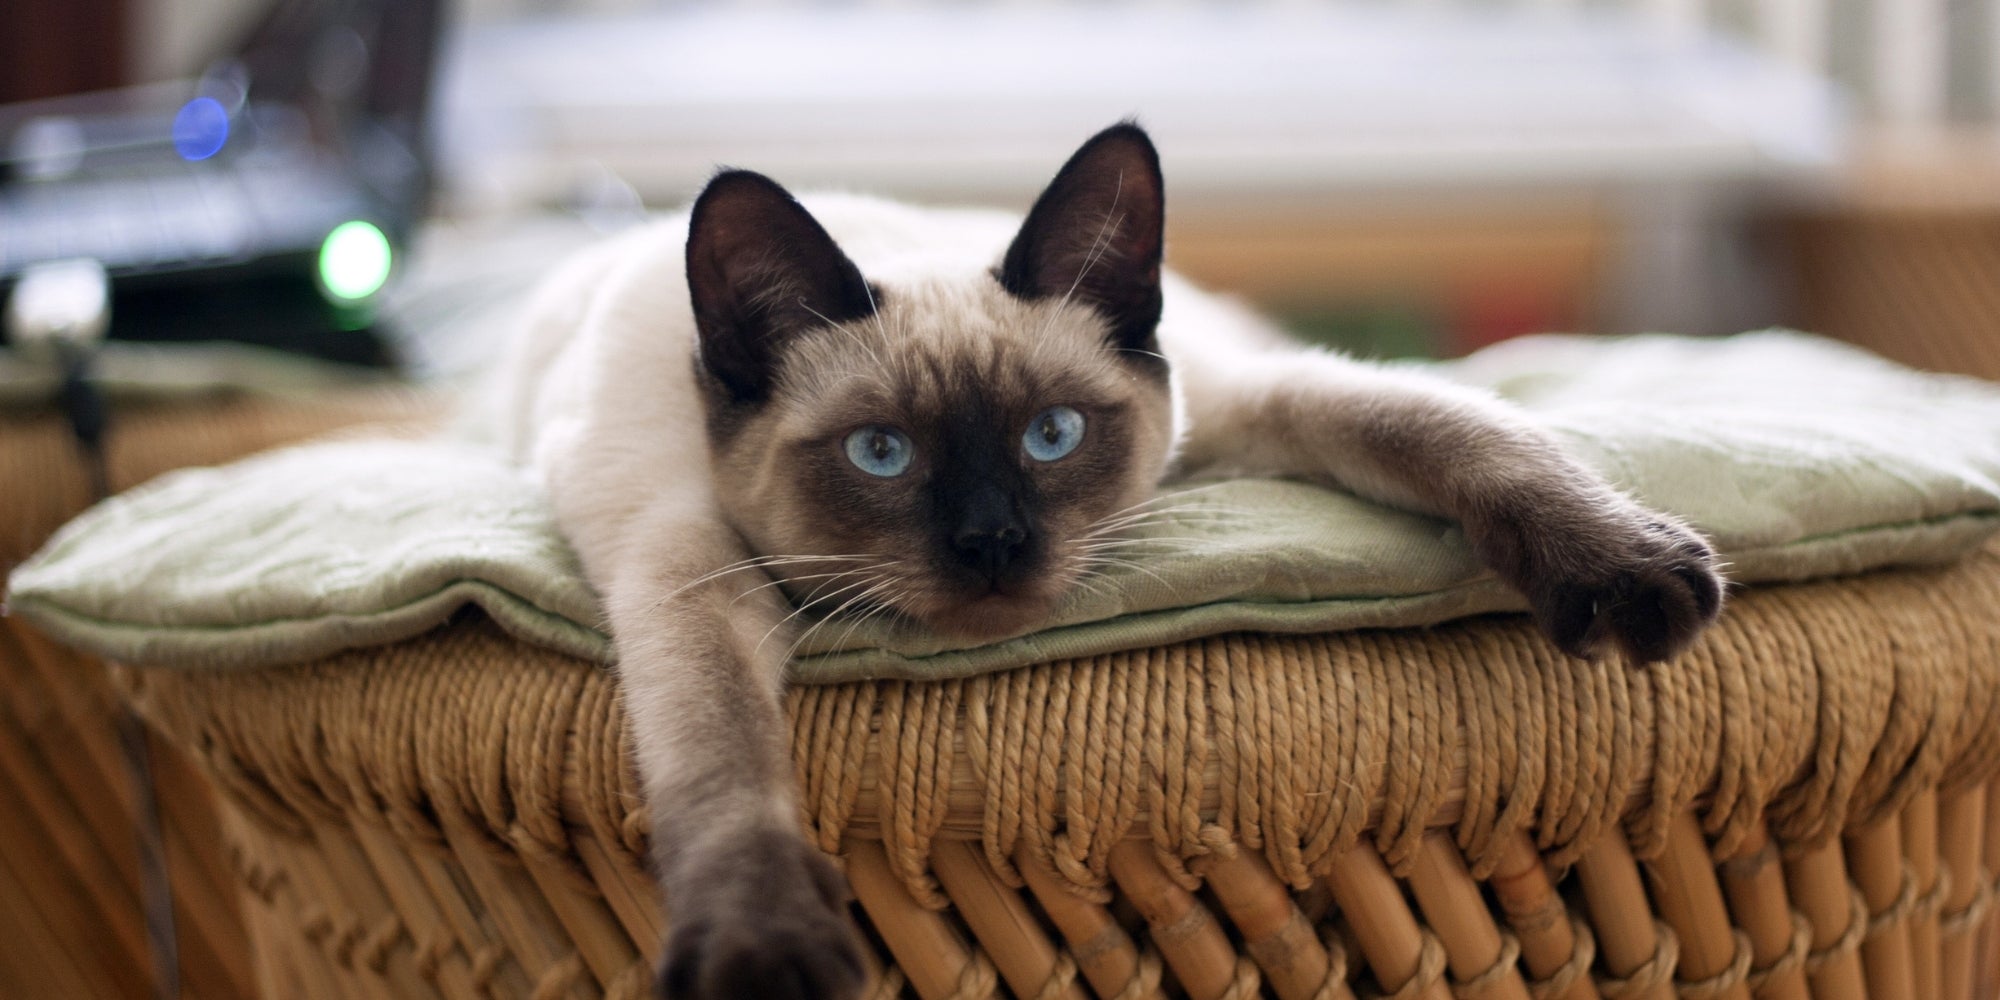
[1023,406,1085,462]
[844,426,913,477]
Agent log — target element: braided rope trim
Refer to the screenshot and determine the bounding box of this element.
[1912,867,1954,923]
[1450,930,1522,999]
[1804,888,1869,975]
[1526,917,1596,1000]
[1743,910,1812,994]
[1362,930,1448,1000]
[1865,868,1920,939]
[1108,949,1166,1000]
[1311,926,1352,1000]
[872,966,910,1000]
[1594,920,1678,1000]
[943,951,1000,1000]
[1939,871,2000,939]
[1216,956,1265,1000]
[1029,951,1081,1000]
[1675,929,1753,1000]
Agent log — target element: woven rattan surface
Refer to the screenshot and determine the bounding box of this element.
[117,542,2000,1000]
[0,390,441,1000]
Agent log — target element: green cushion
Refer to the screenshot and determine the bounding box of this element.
[9,331,2000,683]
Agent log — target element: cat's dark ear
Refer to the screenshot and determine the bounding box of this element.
[999,123,1165,354]
[686,170,876,403]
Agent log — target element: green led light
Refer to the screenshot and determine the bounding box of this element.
[317,220,393,302]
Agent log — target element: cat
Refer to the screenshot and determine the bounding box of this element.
[490,122,1724,1000]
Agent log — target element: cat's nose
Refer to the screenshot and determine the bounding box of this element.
[953,521,1028,580]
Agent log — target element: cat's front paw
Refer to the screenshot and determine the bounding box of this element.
[1478,502,1726,663]
[655,832,867,1000]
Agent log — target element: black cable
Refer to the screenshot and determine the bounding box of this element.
[53,340,180,1000]
[54,341,110,502]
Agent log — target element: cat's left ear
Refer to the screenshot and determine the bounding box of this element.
[999,122,1165,355]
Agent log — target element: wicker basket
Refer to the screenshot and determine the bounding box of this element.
[110,539,2000,1000]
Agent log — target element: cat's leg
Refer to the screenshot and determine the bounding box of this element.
[595,507,866,1000]
[1172,347,1724,662]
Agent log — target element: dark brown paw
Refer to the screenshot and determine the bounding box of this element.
[654,832,866,1000]
[1480,504,1726,664]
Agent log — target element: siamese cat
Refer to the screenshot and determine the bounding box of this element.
[492,123,1723,999]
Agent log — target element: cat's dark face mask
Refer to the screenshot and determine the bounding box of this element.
[687,123,1177,642]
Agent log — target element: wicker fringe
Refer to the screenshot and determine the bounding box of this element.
[104,542,2000,998]
[126,546,2000,902]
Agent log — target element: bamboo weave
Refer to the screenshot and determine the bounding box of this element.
[113,541,2000,1000]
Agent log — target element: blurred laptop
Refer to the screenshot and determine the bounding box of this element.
[0,0,444,368]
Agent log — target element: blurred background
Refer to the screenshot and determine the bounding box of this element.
[1,0,1997,380]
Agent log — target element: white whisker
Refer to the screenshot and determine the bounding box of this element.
[1086,483,1236,524]
[752,571,892,659]
[1073,537,1206,557]
[1079,554,1180,596]
[728,560,899,606]
[652,553,880,608]
[784,577,903,661]
[816,584,909,659]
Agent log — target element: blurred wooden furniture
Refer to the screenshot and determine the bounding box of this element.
[1167,197,1612,357]
[0,389,435,999]
[1789,136,2000,383]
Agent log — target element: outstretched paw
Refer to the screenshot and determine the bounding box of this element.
[1483,504,1726,663]
[655,832,867,1000]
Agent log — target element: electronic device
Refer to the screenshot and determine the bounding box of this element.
[0,0,444,367]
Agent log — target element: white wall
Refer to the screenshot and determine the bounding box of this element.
[133,0,1998,125]
[447,0,1998,126]
[129,0,262,84]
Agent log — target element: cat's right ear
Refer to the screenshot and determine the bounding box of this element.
[686,170,876,404]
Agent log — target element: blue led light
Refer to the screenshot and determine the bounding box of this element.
[172,97,229,161]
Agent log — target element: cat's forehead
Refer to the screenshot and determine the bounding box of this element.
[872,275,1082,342]
[774,276,1130,422]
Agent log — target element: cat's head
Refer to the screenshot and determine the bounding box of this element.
[687,123,1179,641]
